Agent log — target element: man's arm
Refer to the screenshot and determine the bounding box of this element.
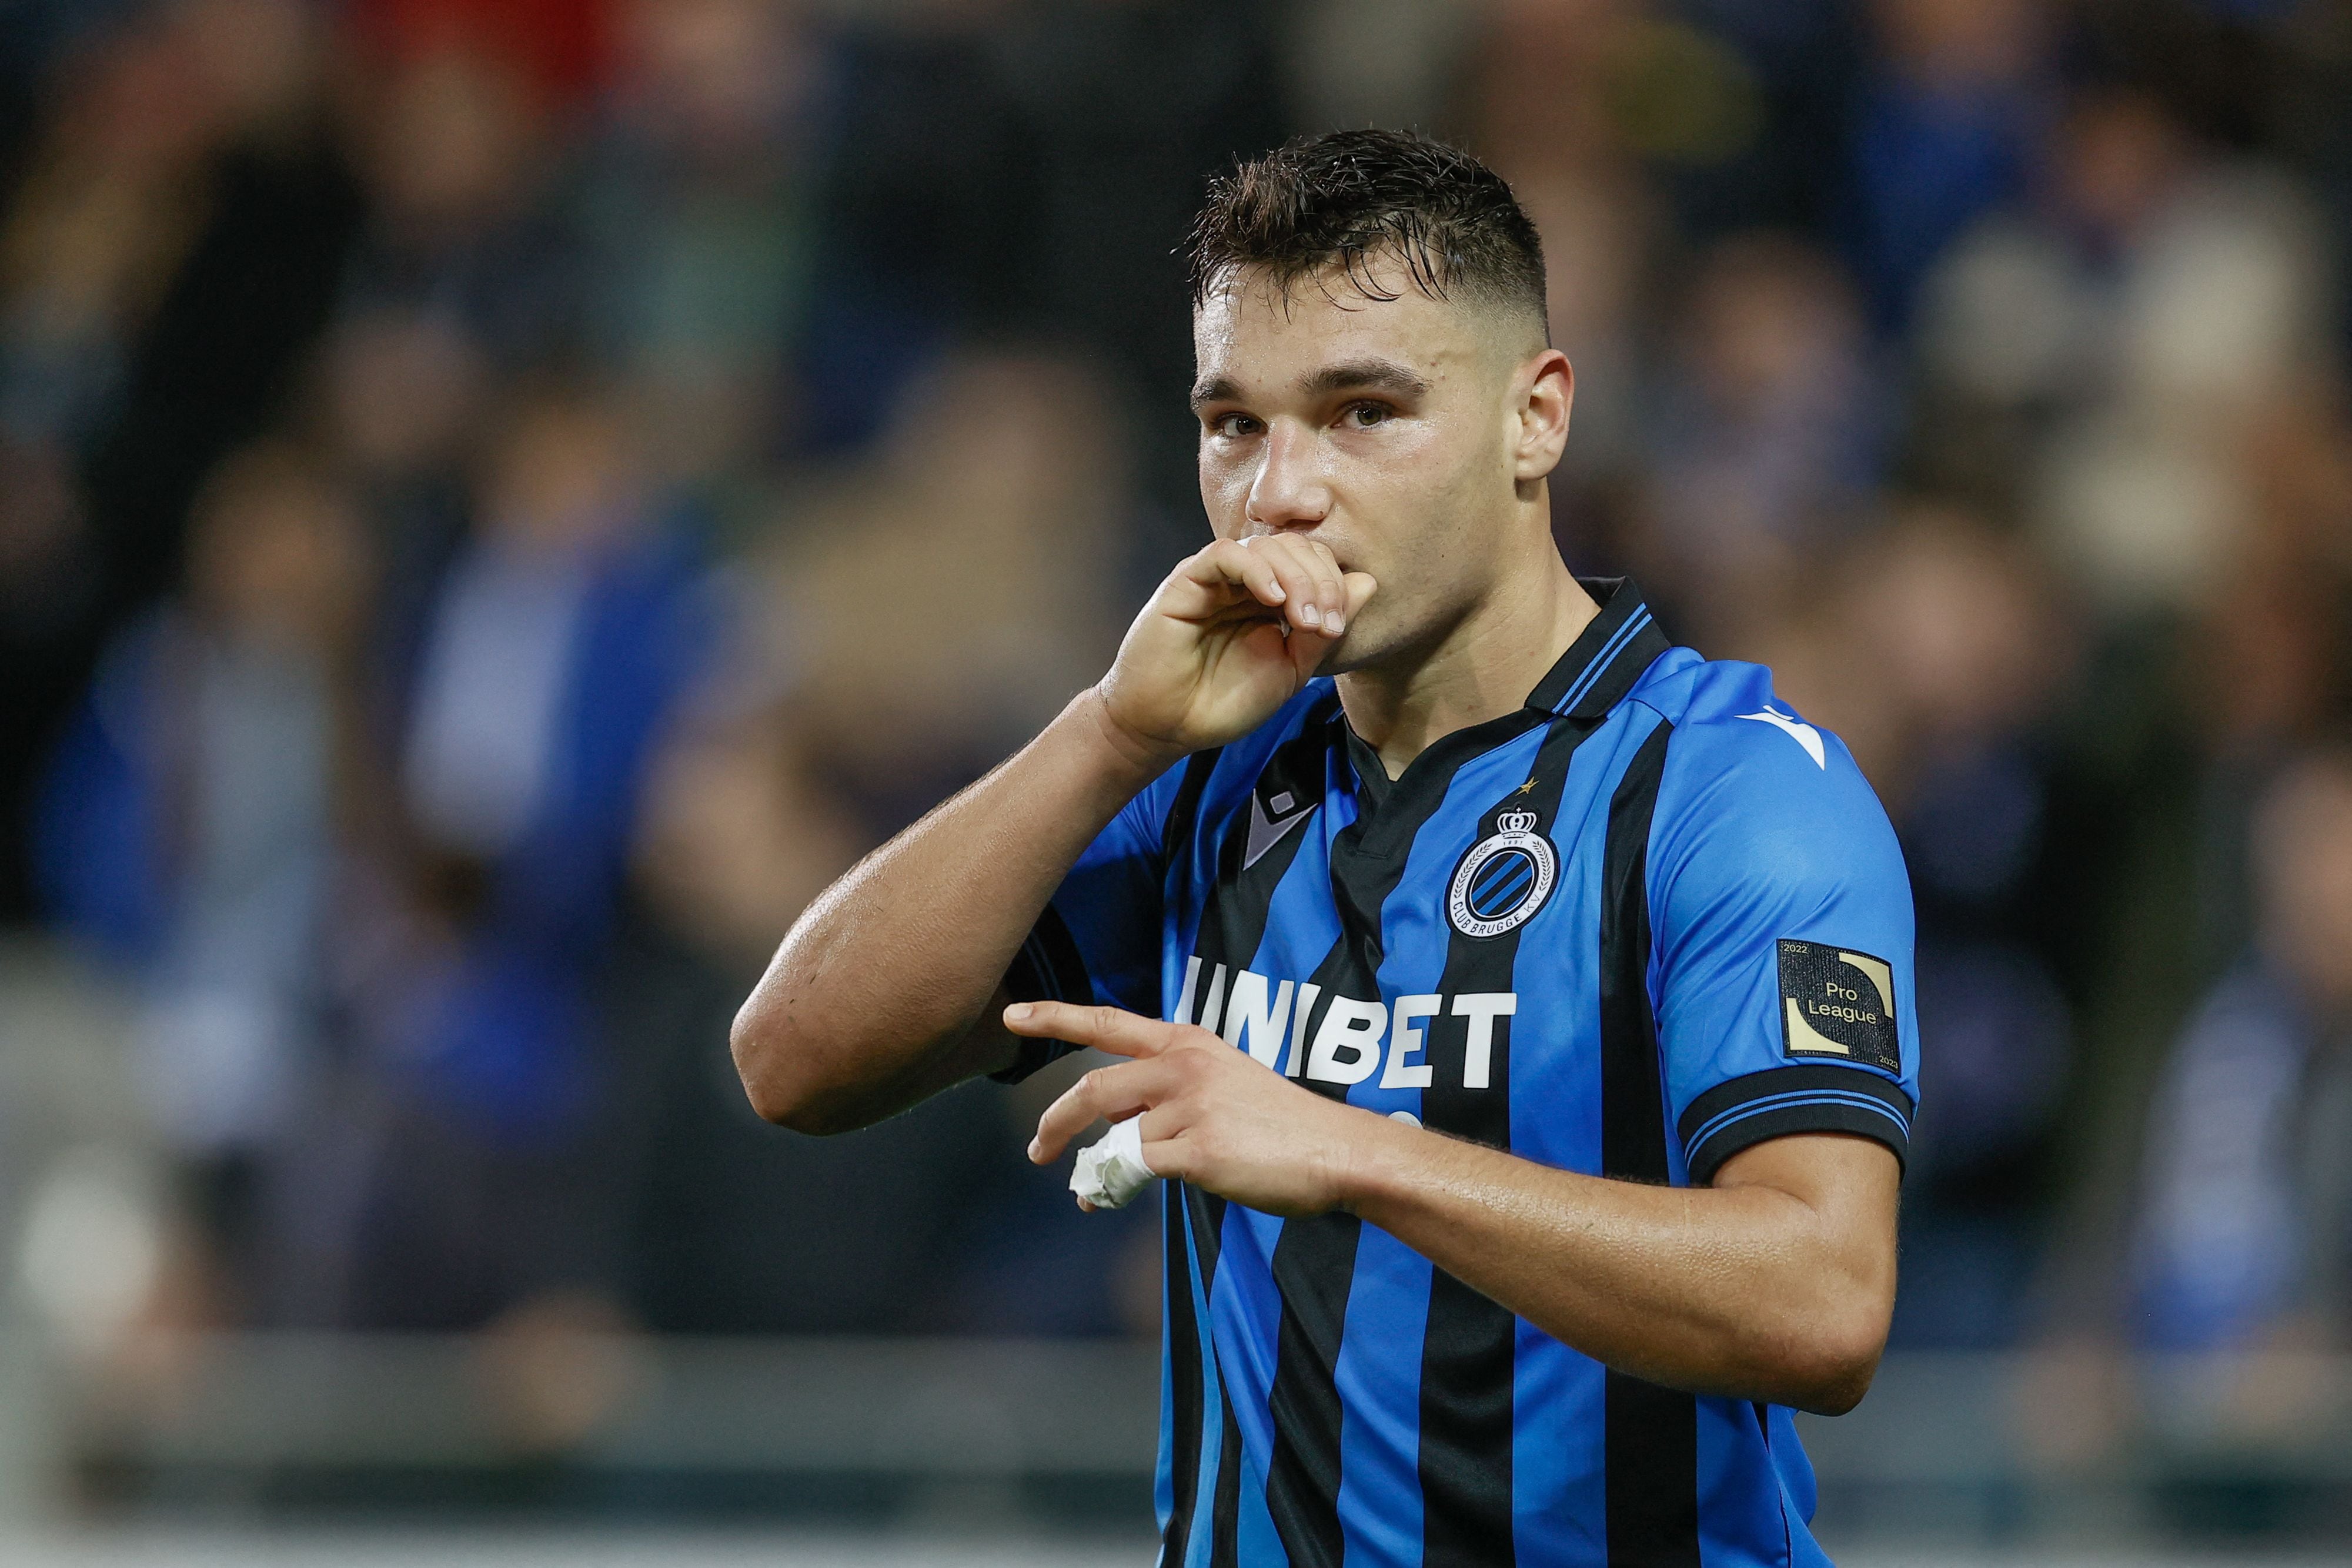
[1342,1118,1896,1414]
[1015,1003,1897,1415]
[731,535,1375,1134]
[729,693,1160,1133]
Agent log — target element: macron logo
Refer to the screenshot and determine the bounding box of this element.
[1242,787,1317,870]
[1738,707,1826,770]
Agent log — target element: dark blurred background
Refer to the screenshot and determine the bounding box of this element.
[2,0,2351,1556]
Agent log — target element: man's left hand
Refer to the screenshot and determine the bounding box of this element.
[1008,1001,1381,1216]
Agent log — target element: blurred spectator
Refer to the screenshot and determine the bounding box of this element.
[313,379,711,1333]
[1461,0,1641,188]
[74,0,362,613]
[1284,0,1474,138]
[2133,744,2352,1365]
[774,352,1129,837]
[34,440,372,1320]
[349,0,615,106]
[2187,546,2352,972]
[1639,231,1888,645]
[340,44,579,369]
[0,0,359,917]
[310,306,490,657]
[0,433,103,918]
[1665,0,1859,239]
[634,698,856,981]
[1916,86,2334,606]
[605,350,1151,1335]
[818,0,1288,559]
[1845,0,2052,333]
[1468,0,1847,248]
[1508,168,1659,562]
[578,0,826,492]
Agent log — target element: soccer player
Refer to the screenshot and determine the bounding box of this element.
[733,129,1918,1567]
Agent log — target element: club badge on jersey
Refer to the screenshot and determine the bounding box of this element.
[1447,808,1558,938]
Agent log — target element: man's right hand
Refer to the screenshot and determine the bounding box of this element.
[1093,534,1377,767]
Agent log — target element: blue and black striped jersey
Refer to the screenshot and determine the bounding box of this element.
[1004,577,1920,1568]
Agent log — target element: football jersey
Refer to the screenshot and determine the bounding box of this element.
[1001,577,1920,1567]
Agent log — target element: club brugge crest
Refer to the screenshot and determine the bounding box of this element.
[1448,808,1558,939]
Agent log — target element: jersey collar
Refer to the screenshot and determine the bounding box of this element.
[1522,577,1671,721]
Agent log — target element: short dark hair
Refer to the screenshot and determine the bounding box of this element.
[1186,129,1547,334]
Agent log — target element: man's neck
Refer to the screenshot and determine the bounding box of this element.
[1337,547,1600,780]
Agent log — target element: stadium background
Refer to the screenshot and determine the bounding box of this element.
[1,0,2350,1561]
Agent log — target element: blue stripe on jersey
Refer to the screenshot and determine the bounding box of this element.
[1676,1065,1915,1187]
[1334,1226,1432,1563]
[1018,578,1923,1567]
[1551,607,1653,714]
[1181,1203,1226,1567]
[1504,708,1663,1564]
[1210,1203,1289,1560]
[1698,1399,1796,1566]
[1511,1313,1608,1565]
[1332,725,1552,1560]
[1685,1088,1911,1155]
[1156,1231,1177,1563]
[1194,732,1361,1561]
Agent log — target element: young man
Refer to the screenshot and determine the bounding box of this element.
[733,130,1917,1567]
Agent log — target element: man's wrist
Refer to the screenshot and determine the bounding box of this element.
[1327,1101,1432,1221]
[1070,685,1188,788]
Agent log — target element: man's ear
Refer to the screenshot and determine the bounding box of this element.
[1514,349,1574,483]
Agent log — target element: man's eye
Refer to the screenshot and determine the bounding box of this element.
[1345,403,1391,429]
[1210,413,1261,438]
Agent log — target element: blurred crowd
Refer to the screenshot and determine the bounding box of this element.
[2,0,2351,1461]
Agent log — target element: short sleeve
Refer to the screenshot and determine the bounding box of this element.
[990,758,1191,1084]
[1646,704,1920,1185]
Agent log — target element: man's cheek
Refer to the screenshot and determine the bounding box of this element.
[1200,469,1252,527]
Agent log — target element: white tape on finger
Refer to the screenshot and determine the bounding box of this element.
[1071,1116,1156,1210]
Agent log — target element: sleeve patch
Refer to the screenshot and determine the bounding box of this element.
[1777,939,1900,1073]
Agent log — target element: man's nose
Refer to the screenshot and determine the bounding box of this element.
[1245,422,1332,530]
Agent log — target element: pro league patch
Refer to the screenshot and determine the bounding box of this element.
[1777,940,1901,1073]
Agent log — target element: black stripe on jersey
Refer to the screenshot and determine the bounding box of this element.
[1260,955,1365,1568]
[1678,1064,1913,1185]
[1017,905,1091,1004]
[1526,578,1671,719]
[1415,713,1599,1566]
[1264,1205,1360,1568]
[1163,1178,1209,1568]
[1164,747,1224,870]
[1266,714,1519,1568]
[990,907,1103,1082]
[1156,737,1254,1568]
[1598,720,1700,1567]
[1170,704,1338,1563]
[1193,697,1344,1019]
[1210,1372,1244,1568]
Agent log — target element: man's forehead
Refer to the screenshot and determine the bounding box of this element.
[1192,263,1483,382]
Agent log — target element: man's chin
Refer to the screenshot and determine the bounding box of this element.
[1313,627,1388,680]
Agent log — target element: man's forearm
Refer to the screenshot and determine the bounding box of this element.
[1012,1002,1900,1410]
[732,689,1172,1131]
[1341,1119,1898,1413]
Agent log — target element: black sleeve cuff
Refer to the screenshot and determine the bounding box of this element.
[1677,1065,1913,1186]
[988,905,1095,1085]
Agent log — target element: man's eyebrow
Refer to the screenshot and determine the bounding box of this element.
[1297,359,1429,400]
[1189,375,1242,410]
[1188,360,1431,411]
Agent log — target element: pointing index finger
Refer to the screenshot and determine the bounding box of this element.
[1004,1001,1178,1059]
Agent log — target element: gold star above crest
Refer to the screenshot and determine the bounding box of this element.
[1515,780,1536,795]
